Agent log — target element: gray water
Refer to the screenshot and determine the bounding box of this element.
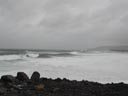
[0,49,127,83]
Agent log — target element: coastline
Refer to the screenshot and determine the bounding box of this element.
[0,71,128,96]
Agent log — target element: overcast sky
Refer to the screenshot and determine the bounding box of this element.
[0,0,128,50]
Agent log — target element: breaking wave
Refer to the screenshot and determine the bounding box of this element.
[38,52,79,58]
[0,51,80,61]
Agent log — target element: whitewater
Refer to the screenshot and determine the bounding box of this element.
[0,50,128,83]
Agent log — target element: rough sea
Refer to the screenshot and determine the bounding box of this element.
[0,49,127,83]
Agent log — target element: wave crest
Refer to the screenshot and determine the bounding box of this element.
[0,51,80,61]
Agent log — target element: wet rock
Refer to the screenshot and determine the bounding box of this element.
[1,75,16,83]
[10,83,28,90]
[54,78,62,82]
[52,88,60,93]
[31,71,40,82]
[16,72,29,81]
[22,89,35,96]
[0,87,7,95]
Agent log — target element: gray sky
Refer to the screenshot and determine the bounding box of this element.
[0,0,128,50]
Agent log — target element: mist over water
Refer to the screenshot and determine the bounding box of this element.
[0,49,128,83]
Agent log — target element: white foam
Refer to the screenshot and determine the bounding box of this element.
[69,51,79,55]
[0,55,22,61]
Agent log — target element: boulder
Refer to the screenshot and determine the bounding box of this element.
[31,71,40,82]
[1,75,16,83]
[16,72,29,81]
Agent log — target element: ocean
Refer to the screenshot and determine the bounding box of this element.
[0,49,128,83]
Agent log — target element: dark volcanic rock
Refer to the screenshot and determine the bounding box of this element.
[31,71,40,82]
[1,75,16,83]
[0,87,7,95]
[16,72,29,81]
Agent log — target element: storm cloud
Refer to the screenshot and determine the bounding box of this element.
[0,0,128,50]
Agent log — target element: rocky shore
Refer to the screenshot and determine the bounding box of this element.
[0,72,128,96]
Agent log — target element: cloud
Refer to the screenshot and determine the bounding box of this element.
[0,0,128,49]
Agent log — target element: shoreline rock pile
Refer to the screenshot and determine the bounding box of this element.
[0,71,128,96]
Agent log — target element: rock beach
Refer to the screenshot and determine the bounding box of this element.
[0,71,128,96]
